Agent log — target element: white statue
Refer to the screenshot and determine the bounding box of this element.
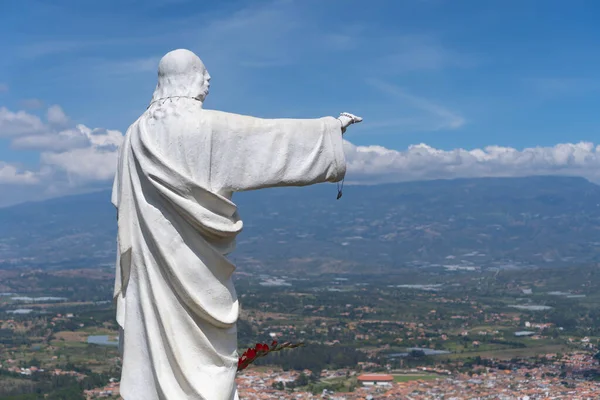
[111,49,362,400]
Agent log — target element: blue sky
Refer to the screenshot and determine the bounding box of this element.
[2,0,600,205]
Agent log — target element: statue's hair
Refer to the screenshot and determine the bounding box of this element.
[151,49,210,104]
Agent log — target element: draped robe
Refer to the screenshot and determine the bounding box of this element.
[111,97,346,400]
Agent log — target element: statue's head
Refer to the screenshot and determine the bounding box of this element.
[151,49,211,104]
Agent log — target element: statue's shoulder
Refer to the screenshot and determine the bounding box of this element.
[199,109,251,125]
[200,109,237,118]
[198,109,228,125]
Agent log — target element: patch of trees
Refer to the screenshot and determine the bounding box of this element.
[488,339,527,348]
[0,329,31,345]
[0,369,117,400]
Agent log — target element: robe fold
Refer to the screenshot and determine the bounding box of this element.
[111,97,346,400]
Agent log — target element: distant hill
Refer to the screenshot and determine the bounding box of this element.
[1,176,600,274]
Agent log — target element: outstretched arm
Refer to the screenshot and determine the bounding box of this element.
[206,110,361,192]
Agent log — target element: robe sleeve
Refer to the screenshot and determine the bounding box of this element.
[205,110,347,192]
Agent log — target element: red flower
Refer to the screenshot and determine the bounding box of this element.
[237,340,304,372]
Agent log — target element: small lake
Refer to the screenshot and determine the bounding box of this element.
[87,335,119,347]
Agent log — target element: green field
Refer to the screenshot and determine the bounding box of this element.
[393,374,441,382]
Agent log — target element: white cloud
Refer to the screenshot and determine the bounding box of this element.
[0,107,46,137]
[0,106,123,202]
[344,141,600,184]
[40,125,123,184]
[12,127,91,152]
[1,106,95,152]
[47,105,69,126]
[0,162,39,185]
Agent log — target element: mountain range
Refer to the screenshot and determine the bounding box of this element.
[1,176,600,274]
